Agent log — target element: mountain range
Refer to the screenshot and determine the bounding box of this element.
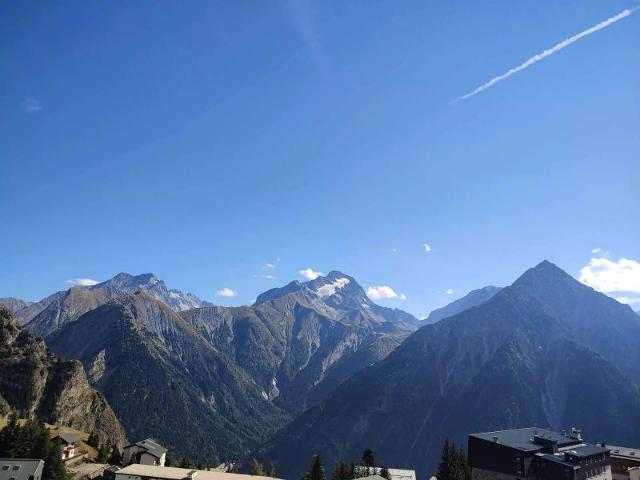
[2,261,639,477]
[257,261,640,478]
[2,270,420,464]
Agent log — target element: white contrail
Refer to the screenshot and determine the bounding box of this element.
[456,7,638,101]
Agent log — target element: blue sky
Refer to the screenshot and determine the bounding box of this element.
[1,1,638,317]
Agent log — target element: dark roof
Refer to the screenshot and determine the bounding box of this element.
[0,459,44,480]
[564,445,609,458]
[55,432,80,444]
[605,444,640,460]
[470,427,580,452]
[125,439,167,458]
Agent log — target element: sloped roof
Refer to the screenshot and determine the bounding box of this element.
[0,459,44,480]
[116,464,282,480]
[56,432,80,444]
[124,438,168,458]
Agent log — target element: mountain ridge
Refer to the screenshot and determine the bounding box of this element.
[256,260,640,479]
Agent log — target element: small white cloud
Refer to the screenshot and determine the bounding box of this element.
[579,257,640,305]
[300,268,323,280]
[444,288,455,295]
[265,274,276,280]
[215,288,238,298]
[265,263,276,269]
[591,247,610,256]
[423,243,432,253]
[367,286,405,300]
[66,278,99,287]
[21,98,42,114]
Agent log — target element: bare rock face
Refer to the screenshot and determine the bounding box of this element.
[0,305,127,449]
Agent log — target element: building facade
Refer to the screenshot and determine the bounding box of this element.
[123,439,168,467]
[468,427,612,480]
[603,445,640,480]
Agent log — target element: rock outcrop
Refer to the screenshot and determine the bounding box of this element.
[0,304,127,449]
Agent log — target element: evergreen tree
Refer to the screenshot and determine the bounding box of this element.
[180,457,197,469]
[250,458,265,476]
[109,444,123,466]
[437,438,453,480]
[303,454,326,480]
[331,460,351,480]
[87,431,99,448]
[97,443,110,463]
[349,461,356,480]
[436,438,470,480]
[361,448,375,477]
[266,462,276,478]
[379,466,391,480]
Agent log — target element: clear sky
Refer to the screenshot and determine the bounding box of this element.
[1,1,638,317]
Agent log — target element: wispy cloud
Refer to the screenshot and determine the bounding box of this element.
[215,287,238,298]
[444,288,455,295]
[456,7,638,101]
[423,243,432,253]
[579,257,640,304]
[300,268,323,280]
[591,247,611,256]
[367,285,406,301]
[66,278,99,287]
[21,98,42,114]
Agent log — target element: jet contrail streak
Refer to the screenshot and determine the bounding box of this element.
[456,7,638,101]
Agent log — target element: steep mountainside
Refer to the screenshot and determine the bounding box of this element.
[0,305,126,449]
[181,271,416,411]
[426,286,502,323]
[258,261,640,479]
[0,297,33,315]
[14,272,212,337]
[47,292,289,465]
[94,272,213,311]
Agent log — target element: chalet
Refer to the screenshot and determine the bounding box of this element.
[54,432,81,460]
[603,444,640,480]
[113,464,281,480]
[468,427,612,480]
[0,459,44,480]
[123,439,167,467]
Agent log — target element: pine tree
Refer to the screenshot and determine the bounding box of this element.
[303,454,326,480]
[87,431,99,448]
[436,439,470,480]
[250,458,265,476]
[437,438,453,480]
[97,443,110,463]
[379,466,391,480]
[109,444,123,466]
[331,460,351,480]
[180,458,197,469]
[266,462,276,478]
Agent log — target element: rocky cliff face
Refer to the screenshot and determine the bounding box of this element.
[0,304,127,449]
[181,271,415,412]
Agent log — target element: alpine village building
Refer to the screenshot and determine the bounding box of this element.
[468,427,612,480]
